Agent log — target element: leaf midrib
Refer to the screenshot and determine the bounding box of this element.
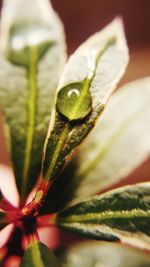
[21,46,37,198]
[58,209,150,224]
[69,38,116,121]
[68,78,91,120]
[44,122,70,181]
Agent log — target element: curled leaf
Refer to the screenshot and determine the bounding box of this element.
[43,18,129,184]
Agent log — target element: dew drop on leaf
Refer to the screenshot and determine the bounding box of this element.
[5,21,53,67]
[56,79,92,121]
[67,88,80,98]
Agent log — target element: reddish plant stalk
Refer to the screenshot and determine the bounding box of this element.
[21,179,51,217]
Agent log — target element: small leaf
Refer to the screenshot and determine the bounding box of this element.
[42,18,129,184]
[0,0,66,200]
[61,241,150,267]
[21,240,61,267]
[40,77,150,214]
[56,183,150,250]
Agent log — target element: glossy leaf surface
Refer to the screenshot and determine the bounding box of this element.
[42,18,129,184]
[21,241,60,267]
[40,77,150,214]
[0,0,66,199]
[57,183,150,250]
[61,241,150,267]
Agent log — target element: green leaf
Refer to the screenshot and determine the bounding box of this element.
[21,240,61,267]
[72,77,150,203]
[61,241,150,267]
[56,183,150,250]
[42,18,129,184]
[0,0,66,200]
[40,77,150,214]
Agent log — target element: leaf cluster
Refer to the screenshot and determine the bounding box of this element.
[0,0,150,266]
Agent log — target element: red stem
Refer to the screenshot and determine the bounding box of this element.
[0,198,17,211]
[21,179,51,218]
[37,214,56,228]
[6,209,22,224]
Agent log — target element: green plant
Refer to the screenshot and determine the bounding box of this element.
[0,0,150,266]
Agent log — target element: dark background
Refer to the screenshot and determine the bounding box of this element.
[1,0,149,50]
[0,0,150,183]
[51,0,150,51]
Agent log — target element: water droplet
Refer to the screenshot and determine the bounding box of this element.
[67,88,80,98]
[6,22,53,67]
[56,79,92,121]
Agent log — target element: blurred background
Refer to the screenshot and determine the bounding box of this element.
[51,0,150,83]
[0,0,150,183]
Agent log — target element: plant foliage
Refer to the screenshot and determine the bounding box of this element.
[0,0,149,266]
